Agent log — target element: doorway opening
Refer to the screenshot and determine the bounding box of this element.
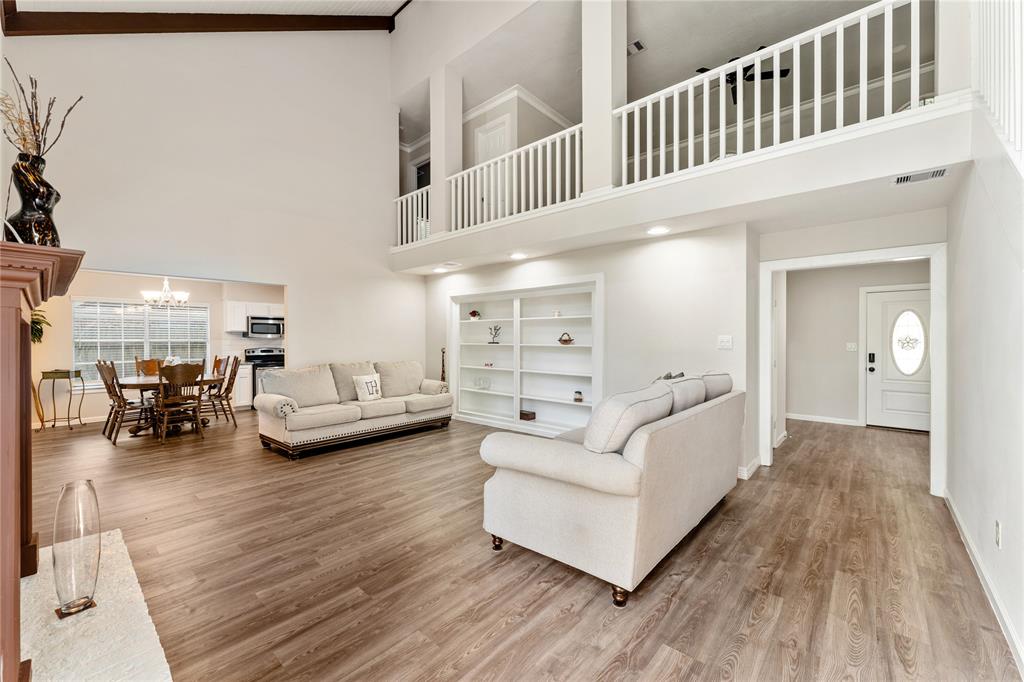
[759,243,947,496]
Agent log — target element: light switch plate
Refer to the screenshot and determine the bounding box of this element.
[846,342,858,352]
[717,335,733,350]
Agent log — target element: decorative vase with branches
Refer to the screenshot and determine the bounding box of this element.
[1,58,83,247]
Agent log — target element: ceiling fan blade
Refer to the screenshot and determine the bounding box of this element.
[696,67,711,74]
[744,67,793,82]
[731,83,738,105]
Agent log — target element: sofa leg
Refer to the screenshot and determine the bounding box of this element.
[611,585,629,607]
[491,535,504,551]
[260,438,272,449]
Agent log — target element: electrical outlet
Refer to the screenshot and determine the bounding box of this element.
[717,335,733,350]
[846,342,858,352]
[995,520,1002,549]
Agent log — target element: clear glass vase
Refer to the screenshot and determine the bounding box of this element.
[52,479,101,617]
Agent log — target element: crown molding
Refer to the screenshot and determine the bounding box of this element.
[399,131,430,154]
[463,84,575,130]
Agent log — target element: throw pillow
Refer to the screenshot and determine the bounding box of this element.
[353,373,383,402]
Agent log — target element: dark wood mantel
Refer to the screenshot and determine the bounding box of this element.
[1,242,84,682]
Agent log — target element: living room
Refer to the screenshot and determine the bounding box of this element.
[1,0,1022,680]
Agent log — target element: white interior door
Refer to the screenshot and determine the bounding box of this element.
[866,288,930,430]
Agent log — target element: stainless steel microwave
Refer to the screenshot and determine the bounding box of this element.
[245,316,284,338]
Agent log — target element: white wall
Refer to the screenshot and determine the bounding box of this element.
[3,31,425,369]
[946,109,1024,665]
[786,261,930,422]
[425,223,758,466]
[759,207,948,261]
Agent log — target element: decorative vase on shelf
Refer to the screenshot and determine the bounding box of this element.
[52,479,101,618]
[4,153,61,247]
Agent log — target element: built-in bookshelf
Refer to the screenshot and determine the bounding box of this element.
[450,279,602,437]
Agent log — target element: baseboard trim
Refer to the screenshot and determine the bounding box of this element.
[737,456,760,480]
[945,494,1024,673]
[773,430,788,448]
[786,412,861,427]
[32,414,107,430]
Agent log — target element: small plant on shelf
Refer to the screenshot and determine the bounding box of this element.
[488,325,502,344]
[468,310,481,320]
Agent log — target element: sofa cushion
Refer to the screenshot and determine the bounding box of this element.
[330,361,375,402]
[353,373,383,402]
[554,426,586,444]
[261,365,339,408]
[375,361,425,398]
[659,376,706,414]
[404,392,454,413]
[343,397,406,419]
[702,372,733,401]
[584,383,673,454]
[285,403,361,431]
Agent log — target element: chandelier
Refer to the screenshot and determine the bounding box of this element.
[141,277,190,307]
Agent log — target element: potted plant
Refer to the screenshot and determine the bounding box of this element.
[468,310,481,321]
[30,309,50,344]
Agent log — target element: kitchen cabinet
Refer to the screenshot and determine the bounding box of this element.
[234,364,253,407]
[223,301,285,334]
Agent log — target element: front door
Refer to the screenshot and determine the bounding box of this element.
[866,288,930,430]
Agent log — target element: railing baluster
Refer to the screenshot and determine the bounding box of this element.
[773,49,781,145]
[546,139,553,206]
[645,102,653,181]
[884,2,893,115]
[633,104,640,183]
[528,145,535,210]
[860,14,868,123]
[555,135,562,203]
[719,72,726,160]
[563,134,570,200]
[673,89,680,172]
[754,56,762,151]
[736,61,744,154]
[814,32,822,134]
[703,78,710,164]
[575,129,582,198]
[687,85,695,168]
[491,161,498,220]
[910,0,919,109]
[620,111,628,184]
[658,95,666,177]
[793,40,801,140]
[836,24,844,129]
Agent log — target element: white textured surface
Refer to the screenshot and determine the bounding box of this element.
[21,529,171,682]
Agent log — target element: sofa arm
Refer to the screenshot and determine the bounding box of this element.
[481,432,641,497]
[253,393,299,418]
[420,378,449,395]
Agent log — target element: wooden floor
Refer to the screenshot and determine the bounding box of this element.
[31,413,1019,681]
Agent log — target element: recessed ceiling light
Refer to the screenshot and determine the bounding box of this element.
[432,267,449,274]
[646,226,670,236]
[509,252,528,261]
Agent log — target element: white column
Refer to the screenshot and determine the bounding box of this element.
[581,0,626,195]
[935,0,971,95]
[429,65,462,233]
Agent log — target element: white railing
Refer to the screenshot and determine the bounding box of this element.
[395,187,430,246]
[447,124,582,232]
[615,0,926,187]
[974,0,1023,171]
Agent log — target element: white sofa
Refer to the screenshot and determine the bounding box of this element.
[480,372,744,606]
[253,361,452,459]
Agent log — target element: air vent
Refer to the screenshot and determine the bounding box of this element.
[893,168,947,185]
[626,40,646,57]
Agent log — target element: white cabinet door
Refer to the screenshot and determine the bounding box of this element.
[268,303,285,318]
[234,365,253,407]
[246,303,271,318]
[224,301,248,333]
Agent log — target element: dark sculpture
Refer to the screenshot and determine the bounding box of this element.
[5,153,61,247]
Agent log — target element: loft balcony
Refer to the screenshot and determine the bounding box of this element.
[390,0,970,274]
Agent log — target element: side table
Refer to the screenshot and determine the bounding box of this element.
[39,369,86,430]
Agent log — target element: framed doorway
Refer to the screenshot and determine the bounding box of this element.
[759,242,948,496]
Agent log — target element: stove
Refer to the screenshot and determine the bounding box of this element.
[244,347,285,408]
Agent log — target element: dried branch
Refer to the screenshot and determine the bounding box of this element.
[42,95,82,156]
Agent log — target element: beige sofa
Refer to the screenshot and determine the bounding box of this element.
[480,372,744,606]
[253,361,452,459]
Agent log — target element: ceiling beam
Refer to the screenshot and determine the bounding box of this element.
[0,1,395,36]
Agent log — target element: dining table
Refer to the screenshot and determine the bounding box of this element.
[119,373,226,436]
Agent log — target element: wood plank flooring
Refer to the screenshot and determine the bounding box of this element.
[30,413,1020,680]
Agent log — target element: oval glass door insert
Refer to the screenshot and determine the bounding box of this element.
[891,310,926,375]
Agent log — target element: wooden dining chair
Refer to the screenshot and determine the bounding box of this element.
[203,356,240,427]
[135,356,164,376]
[155,362,205,444]
[100,361,151,445]
[96,360,118,438]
